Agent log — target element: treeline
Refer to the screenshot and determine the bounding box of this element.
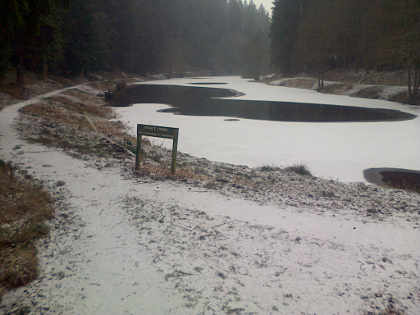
[1,0,270,85]
[270,0,420,101]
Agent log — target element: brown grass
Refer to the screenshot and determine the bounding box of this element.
[321,83,353,94]
[20,101,93,131]
[285,164,313,177]
[18,85,203,182]
[389,91,420,105]
[0,83,26,99]
[282,78,317,89]
[0,160,53,299]
[49,95,114,118]
[95,120,132,139]
[352,86,383,99]
[19,90,140,159]
[382,171,420,194]
[20,95,116,135]
[0,70,64,101]
[63,89,105,106]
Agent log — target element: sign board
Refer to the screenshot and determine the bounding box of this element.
[135,124,179,174]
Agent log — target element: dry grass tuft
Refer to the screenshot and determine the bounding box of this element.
[0,160,53,299]
[0,83,26,99]
[285,164,313,177]
[49,95,114,118]
[321,83,353,94]
[352,86,383,99]
[382,171,420,194]
[20,101,93,131]
[281,78,317,89]
[0,162,53,226]
[62,89,105,106]
[19,92,139,159]
[0,245,38,289]
[390,90,420,105]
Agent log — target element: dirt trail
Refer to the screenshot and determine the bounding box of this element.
[0,87,419,314]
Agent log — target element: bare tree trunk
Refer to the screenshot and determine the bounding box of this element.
[318,72,324,91]
[408,67,413,98]
[16,55,24,87]
[407,67,419,104]
[407,67,414,104]
[15,40,25,88]
[413,68,420,104]
[42,53,48,81]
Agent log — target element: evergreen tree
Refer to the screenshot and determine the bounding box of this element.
[0,0,67,85]
[1,0,271,80]
[270,0,301,74]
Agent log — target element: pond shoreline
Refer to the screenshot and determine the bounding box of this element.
[265,71,420,106]
[112,83,417,122]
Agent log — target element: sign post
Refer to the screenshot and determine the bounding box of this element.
[136,124,179,174]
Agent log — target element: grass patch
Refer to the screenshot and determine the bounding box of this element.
[62,89,107,107]
[49,95,114,118]
[352,86,383,99]
[389,90,420,105]
[285,164,312,177]
[381,171,420,194]
[20,101,93,131]
[19,90,140,159]
[320,83,353,94]
[258,165,281,172]
[280,78,317,89]
[0,83,25,100]
[0,160,54,299]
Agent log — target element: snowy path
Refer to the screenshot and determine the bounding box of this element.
[0,95,188,314]
[1,90,419,314]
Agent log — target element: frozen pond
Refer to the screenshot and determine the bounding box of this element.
[115,84,414,122]
[115,76,420,182]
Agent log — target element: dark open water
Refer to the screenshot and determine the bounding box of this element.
[113,84,416,123]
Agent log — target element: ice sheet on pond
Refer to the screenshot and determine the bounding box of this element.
[115,76,420,182]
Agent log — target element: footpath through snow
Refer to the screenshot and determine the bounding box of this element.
[0,86,419,314]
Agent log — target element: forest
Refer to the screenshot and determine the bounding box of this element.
[0,0,270,83]
[1,0,419,102]
[270,0,420,101]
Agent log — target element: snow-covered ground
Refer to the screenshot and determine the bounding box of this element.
[1,84,419,314]
[116,76,420,182]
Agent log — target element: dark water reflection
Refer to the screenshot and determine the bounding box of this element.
[114,84,416,122]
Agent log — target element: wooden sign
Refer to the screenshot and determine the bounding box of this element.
[135,124,179,174]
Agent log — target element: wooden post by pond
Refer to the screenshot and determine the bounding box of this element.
[135,125,143,170]
[135,124,179,175]
[171,132,178,174]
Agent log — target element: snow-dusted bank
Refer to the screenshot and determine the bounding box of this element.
[1,82,419,314]
[116,76,420,182]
